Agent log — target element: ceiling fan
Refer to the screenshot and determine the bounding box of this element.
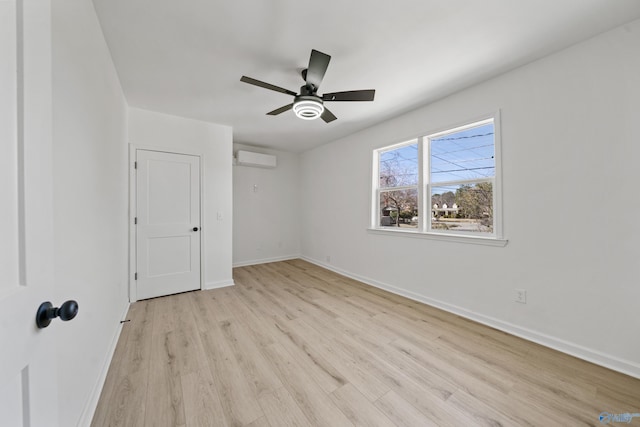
[240,49,375,123]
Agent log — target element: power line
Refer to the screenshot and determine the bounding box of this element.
[432,133,494,167]
[431,153,489,179]
[432,132,494,142]
[432,166,495,174]
[441,156,493,164]
[431,143,494,156]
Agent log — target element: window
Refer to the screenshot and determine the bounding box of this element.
[378,141,419,228]
[372,114,503,242]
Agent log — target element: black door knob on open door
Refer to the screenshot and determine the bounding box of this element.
[36,300,79,329]
[192,227,199,232]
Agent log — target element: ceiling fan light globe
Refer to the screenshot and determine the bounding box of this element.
[293,98,324,120]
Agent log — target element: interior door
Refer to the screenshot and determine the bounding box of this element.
[0,0,60,426]
[135,150,201,300]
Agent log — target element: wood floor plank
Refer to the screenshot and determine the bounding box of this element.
[301,316,477,426]
[93,260,640,427]
[329,383,396,427]
[188,289,232,333]
[144,330,185,427]
[92,299,155,427]
[263,274,339,323]
[595,381,640,409]
[151,293,179,336]
[267,316,348,394]
[289,316,391,401]
[169,293,212,376]
[222,288,279,348]
[390,336,516,395]
[302,314,459,405]
[509,378,614,426]
[258,387,314,427]
[181,371,227,427]
[368,367,478,427]
[369,311,442,344]
[391,336,516,402]
[237,266,300,320]
[245,417,271,427]
[218,317,284,398]
[387,337,555,425]
[374,390,439,427]
[447,389,546,427]
[199,326,264,426]
[260,342,355,426]
[90,304,135,427]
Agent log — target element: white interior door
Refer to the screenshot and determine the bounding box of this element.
[0,0,60,426]
[135,150,201,300]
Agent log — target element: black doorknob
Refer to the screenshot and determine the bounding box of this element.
[192,227,199,232]
[36,300,79,329]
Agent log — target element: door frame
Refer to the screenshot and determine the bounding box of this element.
[128,144,204,302]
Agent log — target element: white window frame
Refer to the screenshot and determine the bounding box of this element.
[374,139,421,229]
[369,112,507,247]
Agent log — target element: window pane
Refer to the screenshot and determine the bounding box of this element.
[379,143,418,188]
[430,122,494,184]
[380,188,418,228]
[431,183,493,233]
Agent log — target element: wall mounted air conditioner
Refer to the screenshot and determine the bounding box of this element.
[236,150,277,168]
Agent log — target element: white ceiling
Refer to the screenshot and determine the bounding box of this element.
[92,0,640,153]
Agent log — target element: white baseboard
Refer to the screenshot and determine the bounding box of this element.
[77,301,131,426]
[233,254,300,268]
[301,256,640,380]
[204,279,235,290]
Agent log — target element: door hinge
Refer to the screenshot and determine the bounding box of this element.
[134,272,138,280]
[134,161,137,169]
[134,217,137,224]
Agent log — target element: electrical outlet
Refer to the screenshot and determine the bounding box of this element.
[515,289,527,304]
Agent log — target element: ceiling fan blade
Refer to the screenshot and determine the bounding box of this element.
[240,76,297,96]
[323,89,375,102]
[266,103,293,116]
[321,107,337,123]
[305,49,331,90]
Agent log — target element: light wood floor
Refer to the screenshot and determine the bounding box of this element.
[92,260,640,426]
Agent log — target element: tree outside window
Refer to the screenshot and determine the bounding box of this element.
[378,142,418,228]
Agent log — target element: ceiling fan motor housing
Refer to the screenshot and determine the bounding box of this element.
[293,95,324,120]
[299,83,315,96]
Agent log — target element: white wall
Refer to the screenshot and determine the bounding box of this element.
[300,20,640,377]
[52,0,129,425]
[128,108,234,289]
[233,144,300,266]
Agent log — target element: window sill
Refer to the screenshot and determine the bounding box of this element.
[366,228,508,247]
